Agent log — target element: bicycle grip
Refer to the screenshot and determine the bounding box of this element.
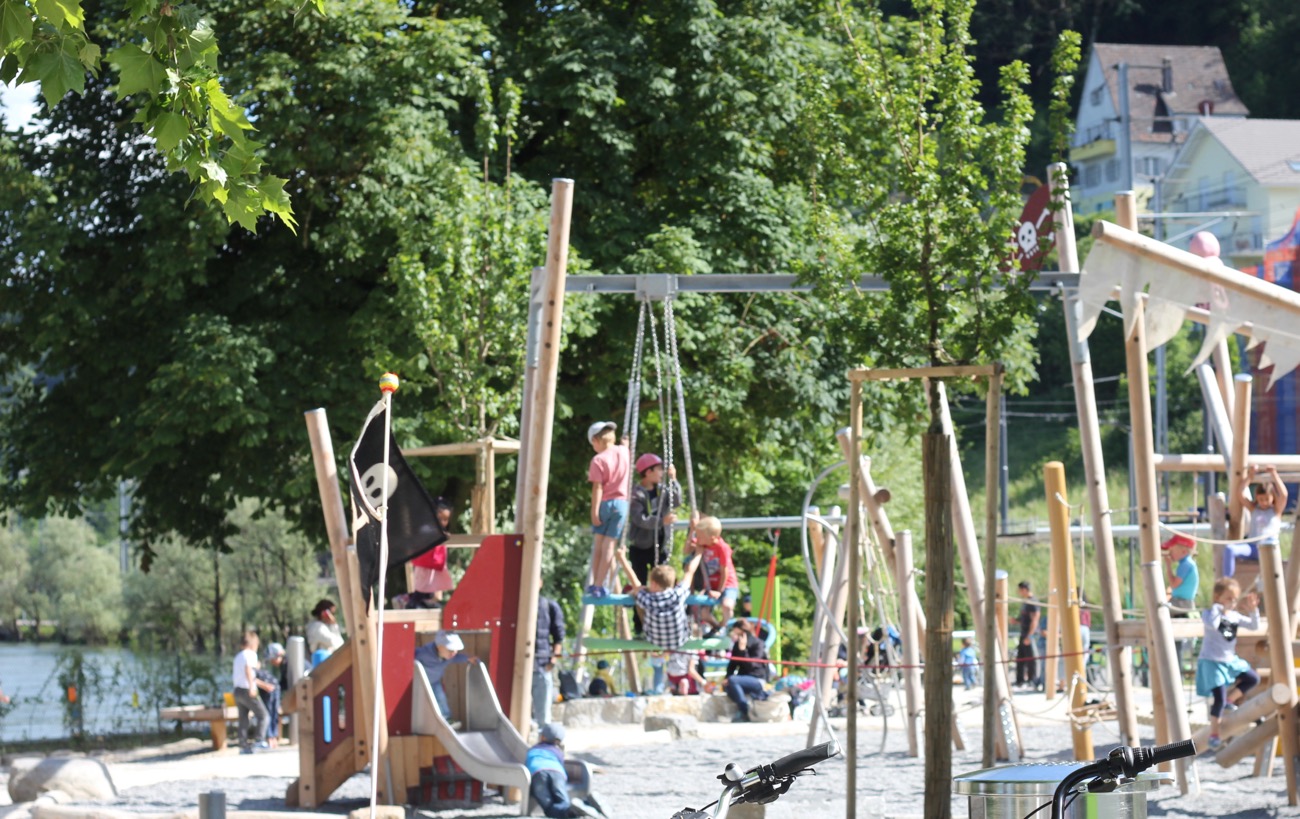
[1146,739,1196,768]
[769,741,838,778]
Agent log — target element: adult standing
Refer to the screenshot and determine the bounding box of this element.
[534,583,566,728]
[1014,581,1040,689]
[233,631,271,753]
[306,599,345,666]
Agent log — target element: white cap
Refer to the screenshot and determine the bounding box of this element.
[434,631,464,652]
[587,421,616,441]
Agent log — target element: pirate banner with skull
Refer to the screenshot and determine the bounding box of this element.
[1012,184,1055,272]
[349,399,448,608]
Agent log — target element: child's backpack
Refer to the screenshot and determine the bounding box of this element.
[559,669,583,701]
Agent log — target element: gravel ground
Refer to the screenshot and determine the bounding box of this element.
[7,690,1300,818]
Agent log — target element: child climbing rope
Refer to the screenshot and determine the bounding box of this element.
[1196,577,1260,750]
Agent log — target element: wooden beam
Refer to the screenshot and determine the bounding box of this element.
[510,179,574,738]
[1228,375,1254,541]
[848,364,998,382]
[1259,540,1299,804]
[1152,453,1300,472]
[401,439,521,458]
[897,530,922,758]
[1092,220,1300,315]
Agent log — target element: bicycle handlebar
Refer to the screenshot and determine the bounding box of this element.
[766,741,839,779]
[1047,740,1195,819]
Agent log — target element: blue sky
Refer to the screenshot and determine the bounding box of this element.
[1,83,38,130]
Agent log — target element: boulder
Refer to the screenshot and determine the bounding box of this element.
[643,714,699,739]
[9,758,116,804]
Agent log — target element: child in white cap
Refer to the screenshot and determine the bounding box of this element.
[414,631,475,723]
[586,421,629,597]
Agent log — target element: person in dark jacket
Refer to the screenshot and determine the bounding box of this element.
[724,620,770,722]
[534,581,566,727]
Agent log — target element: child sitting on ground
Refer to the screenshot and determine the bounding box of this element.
[587,660,618,697]
[1196,577,1260,750]
[665,649,710,696]
[688,514,740,632]
[414,630,477,725]
[586,421,630,598]
[615,544,702,655]
[1224,464,1287,578]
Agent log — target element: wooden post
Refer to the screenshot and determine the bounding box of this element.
[897,530,922,758]
[304,409,358,635]
[809,505,827,576]
[932,380,1017,762]
[1213,340,1236,420]
[807,511,842,747]
[1228,374,1254,542]
[844,381,863,819]
[1259,539,1299,804]
[1116,192,1197,794]
[1210,493,1228,593]
[995,573,1009,659]
[1053,162,1139,746]
[510,179,574,736]
[515,267,544,520]
[922,427,955,819]
[1044,462,1094,760]
[1286,512,1300,630]
[1044,541,1060,698]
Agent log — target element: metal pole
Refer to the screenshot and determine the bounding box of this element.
[999,397,1009,533]
[198,792,226,819]
[1117,63,1133,194]
[287,636,305,746]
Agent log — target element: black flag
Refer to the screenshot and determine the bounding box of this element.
[349,399,447,609]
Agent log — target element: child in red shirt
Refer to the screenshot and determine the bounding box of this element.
[689,513,739,630]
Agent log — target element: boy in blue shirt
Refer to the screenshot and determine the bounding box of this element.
[527,724,605,818]
[957,638,979,690]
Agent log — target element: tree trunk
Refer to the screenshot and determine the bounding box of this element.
[213,549,224,658]
[923,419,955,819]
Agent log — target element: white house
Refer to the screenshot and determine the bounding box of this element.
[1070,44,1248,215]
[1161,118,1300,268]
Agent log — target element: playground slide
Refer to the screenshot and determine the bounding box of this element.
[411,662,531,814]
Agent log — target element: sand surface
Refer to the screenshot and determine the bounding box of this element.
[4,688,1299,818]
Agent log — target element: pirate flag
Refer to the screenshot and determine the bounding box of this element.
[349,399,447,609]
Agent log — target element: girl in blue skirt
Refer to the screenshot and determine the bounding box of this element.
[1196,577,1260,750]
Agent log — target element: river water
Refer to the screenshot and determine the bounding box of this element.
[0,644,226,743]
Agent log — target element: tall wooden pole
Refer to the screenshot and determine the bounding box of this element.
[982,369,1008,765]
[1044,462,1094,760]
[1259,539,1300,804]
[845,381,862,819]
[1051,163,1138,745]
[922,425,954,819]
[304,409,357,634]
[510,179,574,735]
[1228,374,1253,541]
[1116,192,1197,794]
[897,530,922,758]
[932,379,1016,763]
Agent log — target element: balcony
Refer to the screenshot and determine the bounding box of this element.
[1069,139,1117,163]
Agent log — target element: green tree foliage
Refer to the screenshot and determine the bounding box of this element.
[0,525,31,636]
[26,516,122,642]
[0,0,553,560]
[224,500,321,644]
[0,0,307,228]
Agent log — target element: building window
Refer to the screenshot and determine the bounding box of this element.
[1085,163,1101,188]
[1105,160,1120,182]
[1090,86,1103,107]
[1137,157,1163,178]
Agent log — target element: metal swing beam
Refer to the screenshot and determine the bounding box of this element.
[564,272,1081,298]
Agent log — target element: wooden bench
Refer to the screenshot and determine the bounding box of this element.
[159,704,240,750]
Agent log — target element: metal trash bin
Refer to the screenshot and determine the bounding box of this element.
[954,761,1171,818]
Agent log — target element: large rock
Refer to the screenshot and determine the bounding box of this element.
[8,758,116,804]
[558,697,647,727]
[643,714,699,739]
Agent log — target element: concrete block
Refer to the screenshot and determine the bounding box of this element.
[643,714,700,739]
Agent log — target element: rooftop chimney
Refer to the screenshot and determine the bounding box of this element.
[1161,58,1173,93]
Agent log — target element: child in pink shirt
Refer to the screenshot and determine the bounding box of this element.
[689,513,739,630]
[586,421,630,597]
